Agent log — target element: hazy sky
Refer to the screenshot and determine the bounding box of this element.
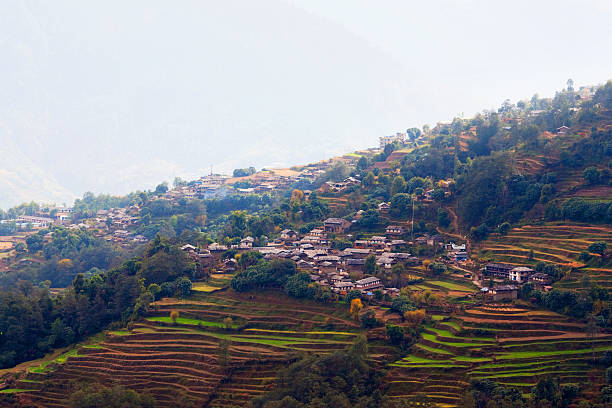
[0,0,610,208]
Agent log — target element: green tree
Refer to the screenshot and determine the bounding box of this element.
[390,175,407,196]
[497,222,511,235]
[588,241,607,256]
[175,277,192,297]
[357,156,369,171]
[362,172,376,189]
[386,324,405,345]
[364,255,377,275]
[583,166,601,185]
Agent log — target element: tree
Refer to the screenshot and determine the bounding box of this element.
[25,234,44,252]
[532,377,561,407]
[588,241,607,256]
[170,310,179,324]
[362,172,376,189]
[154,182,168,195]
[349,298,363,321]
[67,383,156,408]
[217,339,231,374]
[497,222,511,235]
[431,188,445,202]
[360,310,380,328]
[175,277,192,297]
[390,176,407,196]
[223,316,233,330]
[583,166,601,185]
[386,324,405,345]
[290,189,304,204]
[403,309,426,328]
[364,255,377,275]
[390,193,412,218]
[437,208,450,228]
[429,262,446,276]
[357,156,369,171]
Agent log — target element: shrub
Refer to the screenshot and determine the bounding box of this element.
[403,309,426,328]
[170,310,179,324]
[386,324,405,345]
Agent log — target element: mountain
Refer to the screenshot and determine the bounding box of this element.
[0,0,430,208]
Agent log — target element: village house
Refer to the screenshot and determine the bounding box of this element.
[427,235,444,247]
[369,235,387,248]
[16,215,55,228]
[333,281,355,293]
[280,229,298,242]
[414,236,429,246]
[529,272,553,287]
[488,285,518,302]
[355,276,383,290]
[344,258,365,271]
[208,242,229,252]
[239,236,255,249]
[509,266,534,283]
[377,202,390,214]
[379,132,406,149]
[453,251,468,262]
[223,258,237,273]
[385,225,406,237]
[484,263,515,280]
[341,248,371,258]
[297,260,314,270]
[323,218,352,234]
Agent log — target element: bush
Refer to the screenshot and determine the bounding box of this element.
[386,324,405,345]
[68,383,156,408]
[497,222,511,235]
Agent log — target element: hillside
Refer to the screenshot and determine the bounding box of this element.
[1,82,612,408]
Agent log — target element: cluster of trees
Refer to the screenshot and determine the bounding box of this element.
[0,227,129,289]
[233,167,256,177]
[520,283,610,325]
[72,192,140,221]
[230,259,297,292]
[463,377,580,408]
[251,338,386,408]
[137,198,207,239]
[67,382,157,408]
[546,198,612,224]
[285,272,333,302]
[0,235,193,369]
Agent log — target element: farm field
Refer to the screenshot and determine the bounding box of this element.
[14,290,380,408]
[477,223,612,289]
[385,303,612,407]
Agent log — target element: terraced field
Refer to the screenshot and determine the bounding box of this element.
[15,291,371,408]
[385,304,612,407]
[478,223,612,289]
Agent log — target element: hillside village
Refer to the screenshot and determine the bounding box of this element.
[0,81,612,407]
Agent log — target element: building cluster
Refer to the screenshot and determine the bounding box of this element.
[479,262,553,301]
[318,177,360,193]
[379,132,406,149]
[195,218,468,297]
[1,206,74,230]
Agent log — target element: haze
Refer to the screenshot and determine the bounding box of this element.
[1,0,611,209]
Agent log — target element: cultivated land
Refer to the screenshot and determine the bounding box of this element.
[386,303,612,406]
[478,223,612,290]
[14,290,389,408]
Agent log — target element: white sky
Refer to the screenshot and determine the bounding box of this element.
[0,0,611,206]
[287,0,612,118]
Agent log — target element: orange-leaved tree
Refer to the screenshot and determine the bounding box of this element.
[350,298,363,321]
